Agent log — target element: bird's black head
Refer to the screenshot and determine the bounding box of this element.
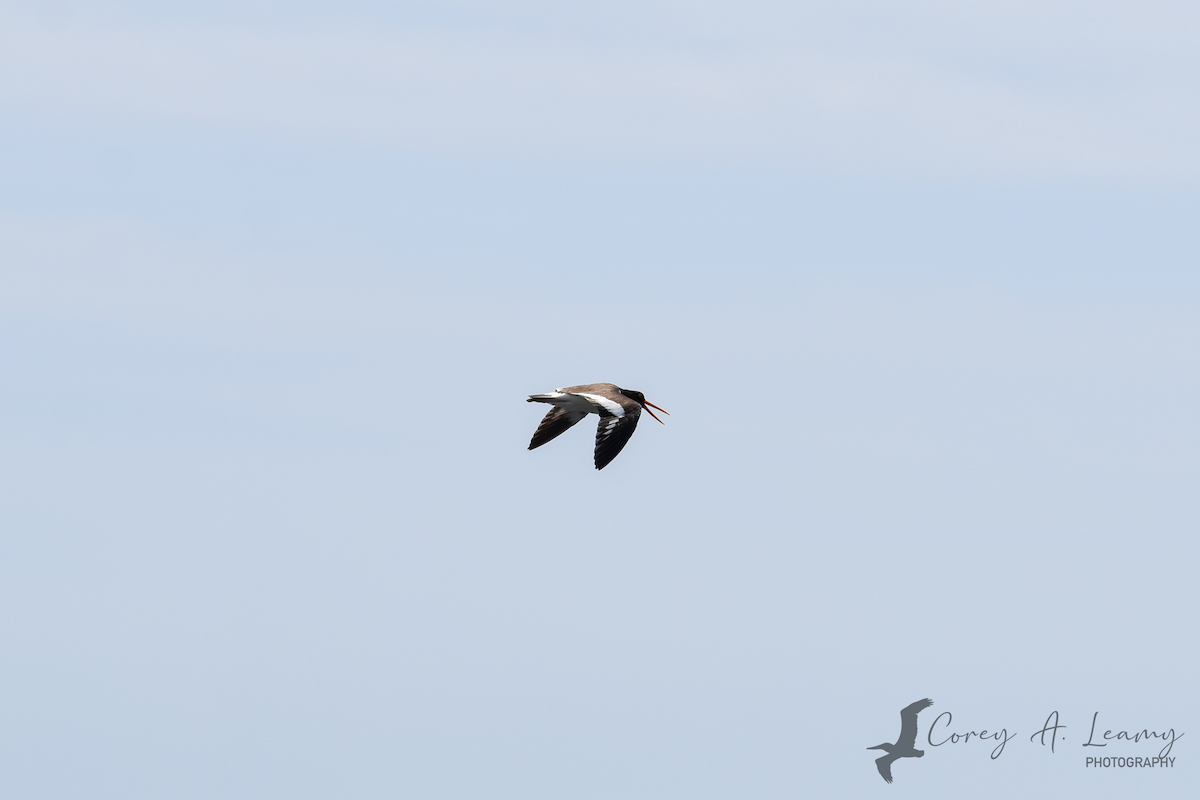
[618,388,646,405]
[618,387,669,424]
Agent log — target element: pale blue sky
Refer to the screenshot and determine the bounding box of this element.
[2,2,1197,797]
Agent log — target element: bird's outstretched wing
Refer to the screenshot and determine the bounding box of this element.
[593,407,641,470]
[897,698,934,749]
[874,753,898,784]
[528,407,588,450]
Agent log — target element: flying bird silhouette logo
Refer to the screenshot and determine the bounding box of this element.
[866,698,934,783]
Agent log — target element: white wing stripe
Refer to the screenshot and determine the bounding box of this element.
[577,393,625,417]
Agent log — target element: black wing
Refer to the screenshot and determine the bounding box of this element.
[874,753,898,784]
[897,698,933,749]
[528,407,588,450]
[593,407,641,470]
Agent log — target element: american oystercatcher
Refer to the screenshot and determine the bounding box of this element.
[526,383,669,470]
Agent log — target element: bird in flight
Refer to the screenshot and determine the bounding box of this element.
[527,383,669,470]
[867,698,934,783]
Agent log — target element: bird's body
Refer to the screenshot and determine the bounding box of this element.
[867,698,934,783]
[526,383,668,470]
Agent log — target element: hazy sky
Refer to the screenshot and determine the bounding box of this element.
[2,2,1197,797]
